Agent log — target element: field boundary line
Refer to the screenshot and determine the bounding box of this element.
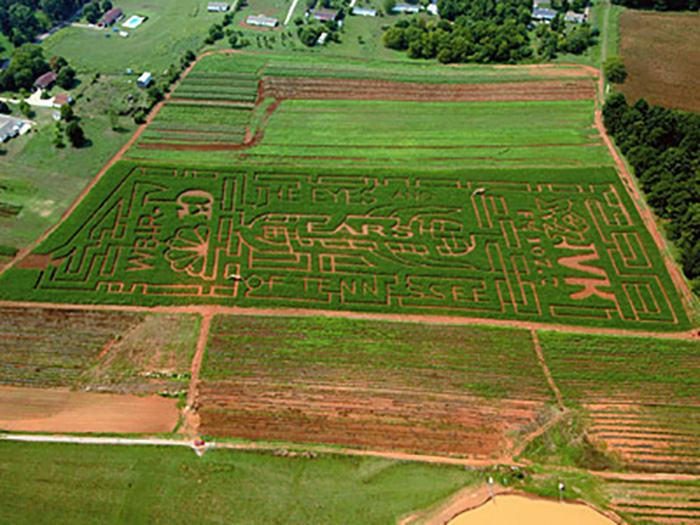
[0,300,697,340]
[182,313,212,438]
[530,329,565,410]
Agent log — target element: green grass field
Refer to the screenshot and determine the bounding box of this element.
[42,0,225,74]
[0,441,479,524]
[0,161,687,331]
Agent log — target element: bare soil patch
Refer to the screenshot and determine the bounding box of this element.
[0,386,178,433]
[619,11,700,112]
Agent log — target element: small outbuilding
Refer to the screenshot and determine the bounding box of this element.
[351,6,377,16]
[52,93,74,108]
[34,71,57,91]
[246,14,279,27]
[99,7,124,27]
[207,2,229,12]
[137,71,153,88]
[313,9,339,21]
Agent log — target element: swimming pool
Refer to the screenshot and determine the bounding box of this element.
[122,15,145,29]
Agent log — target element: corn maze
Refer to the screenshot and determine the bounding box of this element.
[3,162,684,331]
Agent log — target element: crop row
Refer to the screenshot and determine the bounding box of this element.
[199,315,552,456]
[604,478,700,524]
[0,307,143,388]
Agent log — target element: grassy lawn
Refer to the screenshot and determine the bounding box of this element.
[0,441,478,524]
[42,0,227,74]
[0,75,137,250]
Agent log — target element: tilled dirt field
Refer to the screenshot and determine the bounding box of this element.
[262,77,595,102]
[0,386,178,433]
[197,316,554,458]
[199,380,544,457]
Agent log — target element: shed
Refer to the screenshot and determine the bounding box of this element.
[246,14,279,27]
[34,71,57,90]
[99,7,124,27]
[52,93,74,108]
[317,31,328,45]
[351,7,377,16]
[313,9,339,21]
[207,2,229,12]
[137,71,153,88]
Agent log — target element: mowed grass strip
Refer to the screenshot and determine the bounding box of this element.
[199,316,553,456]
[262,99,598,149]
[0,441,479,524]
[539,332,700,473]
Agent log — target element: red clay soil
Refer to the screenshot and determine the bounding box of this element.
[0,386,178,434]
[262,77,595,102]
[198,379,542,457]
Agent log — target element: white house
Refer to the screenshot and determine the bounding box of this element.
[246,14,279,27]
[351,6,377,16]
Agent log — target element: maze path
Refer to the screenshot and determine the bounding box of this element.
[27,166,684,329]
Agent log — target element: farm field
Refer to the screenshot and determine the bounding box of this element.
[0,307,142,389]
[199,316,554,457]
[0,162,687,331]
[539,332,700,473]
[41,0,226,74]
[0,386,178,433]
[0,307,199,395]
[603,477,700,524]
[619,11,700,113]
[128,52,607,168]
[0,441,480,524]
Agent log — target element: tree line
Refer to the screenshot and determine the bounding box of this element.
[0,0,88,47]
[603,94,700,292]
[383,0,533,63]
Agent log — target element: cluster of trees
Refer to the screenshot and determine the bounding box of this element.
[603,94,700,291]
[53,103,86,148]
[295,15,342,47]
[0,44,74,92]
[383,17,532,63]
[204,11,236,44]
[0,0,86,46]
[612,0,698,10]
[535,20,597,59]
[0,44,48,91]
[132,49,197,124]
[81,0,112,24]
[383,0,532,63]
